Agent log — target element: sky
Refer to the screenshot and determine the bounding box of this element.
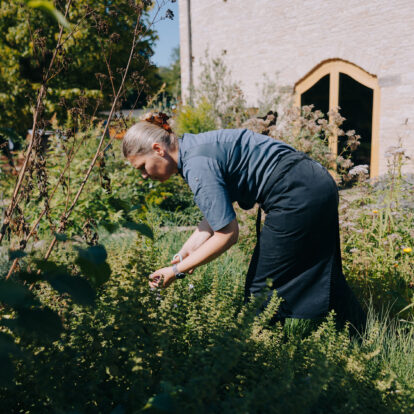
[147,1,180,68]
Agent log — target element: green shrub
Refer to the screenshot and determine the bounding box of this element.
[1,229,413,413]
[340,170,414,317]
[195,51,249,129]
[174,98,217,136]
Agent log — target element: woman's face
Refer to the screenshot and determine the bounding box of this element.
[127,143,176,182]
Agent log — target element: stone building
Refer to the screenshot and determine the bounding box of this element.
[178,0,414,176]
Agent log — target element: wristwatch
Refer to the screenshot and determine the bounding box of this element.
[172,254,186,279]
[172,264,186,279]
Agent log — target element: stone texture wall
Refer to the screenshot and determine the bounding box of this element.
[178,0,414,175]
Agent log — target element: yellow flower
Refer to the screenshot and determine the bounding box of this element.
[402,247,412,253]
[372,210,379,214]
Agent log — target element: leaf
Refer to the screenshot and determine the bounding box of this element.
[49,274,95,306]
[34,259,66,274]
[26,1,71,29]
[110,405,125,414]
[34,257,103,297]
[397,302,414,314]
[76,245,107,265]
[75,245,111,287]
[123,222,154,240]
[8,250,27,260]
[0,280,35,307]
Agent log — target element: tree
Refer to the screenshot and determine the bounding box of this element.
[0,0,162,136]
[158,46,181,102]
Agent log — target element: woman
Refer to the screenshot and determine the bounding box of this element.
[122,112,366,331]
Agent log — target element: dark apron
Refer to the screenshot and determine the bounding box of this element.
[247,151,366,330]
[180,145,366,330]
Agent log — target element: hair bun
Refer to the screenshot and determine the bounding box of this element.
[142,112,172,133]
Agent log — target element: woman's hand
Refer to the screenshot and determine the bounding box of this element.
[149,266,175,288]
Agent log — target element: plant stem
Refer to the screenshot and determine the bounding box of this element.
[43,12,143,261]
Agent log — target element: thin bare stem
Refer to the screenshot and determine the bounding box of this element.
[5,133,87,279]
[0,0,73,245]
[44,12,143,261]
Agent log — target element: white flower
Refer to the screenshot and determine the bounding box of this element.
[348,164,369,176]
[188,283,194,290]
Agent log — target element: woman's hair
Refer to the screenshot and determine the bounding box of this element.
[122,112,177,157]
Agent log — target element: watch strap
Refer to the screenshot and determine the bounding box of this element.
[172,263,186,279]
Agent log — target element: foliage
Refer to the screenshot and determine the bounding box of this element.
[174,53,287,136]
[255,73,289,117]
[1,24,413,412]
[0,240,112,389]
[1,229,413,412]
[174,98,217,136]
[157,46,181,102]
[195,51,250,129]
[24,0,71,29]
[340,147,414,317]
[1,124,199,245]
[0,0,181,279]
[0,0,160,136]
[175,51,252,133]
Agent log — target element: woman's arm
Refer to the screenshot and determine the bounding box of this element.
[149,218,239,288]
[176,218,214,258]
[178,218,238,271]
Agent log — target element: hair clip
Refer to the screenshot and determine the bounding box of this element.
[143,112,172,133]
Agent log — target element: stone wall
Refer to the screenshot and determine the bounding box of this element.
[178,0,414,175]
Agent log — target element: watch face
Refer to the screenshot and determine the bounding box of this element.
[175,272,186,279]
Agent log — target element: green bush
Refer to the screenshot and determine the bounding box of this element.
[174,98,217,136]
[1,124,200,245]
[1,229,413,412]
[1,48,413,413]
[340,170,414,317]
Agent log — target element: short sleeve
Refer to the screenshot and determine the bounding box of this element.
[184,157,236,231]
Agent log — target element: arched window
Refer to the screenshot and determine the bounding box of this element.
[294,59,381,177]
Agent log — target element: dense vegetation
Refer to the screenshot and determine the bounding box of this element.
[1,122,413,412]
[0,0,163,140]
[0,2,413,412]
[1,184,413,412]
